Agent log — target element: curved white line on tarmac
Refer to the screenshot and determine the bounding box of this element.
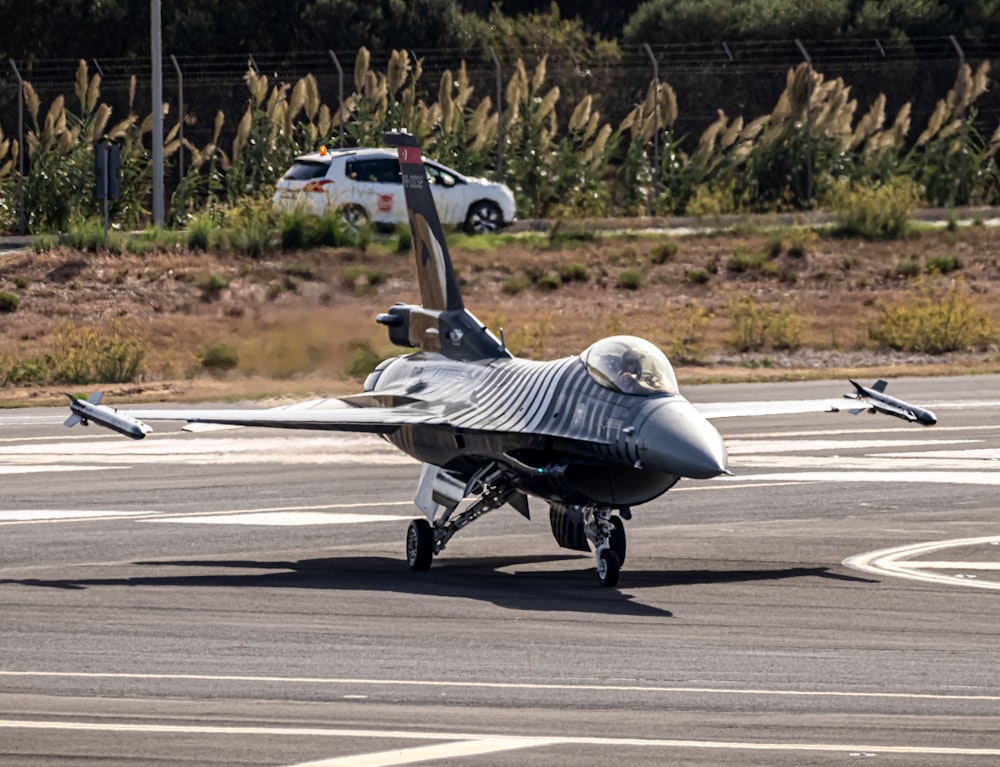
[844,536,1000,590]
[1,719,998,760]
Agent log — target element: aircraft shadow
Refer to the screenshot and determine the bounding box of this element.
[0,555,874,616]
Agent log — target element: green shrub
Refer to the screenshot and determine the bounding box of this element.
[502,277,530,295]
[199,343,239,371]
[618,268,643,290]
[893,260,921,278]
[535,274,560,290]
[49,321,145,384]
[3,356,47,385]
[686,268,712,284]
[345,339,383,378]
[827,177,921,240]
[559,263,588,282]
[395,224,412,253]
[925,256,962,275]
[868,281,994,354]
[726,247,771,274]
[649,241,678,264]
[186,212,215,251]
[725,293,802,352]
[13,276,30,290]
[197,274,230,300]
[0,292,19,312]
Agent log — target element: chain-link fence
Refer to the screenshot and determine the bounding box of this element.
[1,37,998,226]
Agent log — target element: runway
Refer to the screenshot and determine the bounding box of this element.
[1,376,999,765]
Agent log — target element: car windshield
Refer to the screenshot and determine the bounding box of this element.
[581,336,678,396]
[283,160,329,181]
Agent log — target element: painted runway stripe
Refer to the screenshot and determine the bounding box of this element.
[720,470,1000,485]
[286,737,560,767]
[0,509,141,522]
[845,536,1000,590]
[0,719,998,760]
[0,501,415,526]
[0,464,123,475]
[145,511,411,526]
[3,670,997,702]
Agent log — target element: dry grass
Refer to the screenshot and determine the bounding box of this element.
[2,226,999,406]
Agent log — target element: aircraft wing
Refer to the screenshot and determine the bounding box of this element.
[66,393,449,439]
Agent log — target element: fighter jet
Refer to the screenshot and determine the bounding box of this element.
[65,133,936,586]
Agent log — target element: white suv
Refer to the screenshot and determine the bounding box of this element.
[273,147,516,234]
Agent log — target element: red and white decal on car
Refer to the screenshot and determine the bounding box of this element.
[377,194,394,212]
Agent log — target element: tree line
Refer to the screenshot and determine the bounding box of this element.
[2,0,999,66]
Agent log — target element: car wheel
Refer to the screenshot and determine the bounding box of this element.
[464,200,503,234]
[339,204,369,230]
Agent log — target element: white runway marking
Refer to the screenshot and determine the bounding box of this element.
[0,718,998,760]
[0,509,143,522]
[722,470,1000,485]
[0,464,123,475]
[0,501,415,526]
[146,511,411,526]
[286,737,560,766]
[726,438,976,454]
[844,536,1000,590]
[3,670,998,702]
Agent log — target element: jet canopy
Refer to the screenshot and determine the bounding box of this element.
[581,336,679,396]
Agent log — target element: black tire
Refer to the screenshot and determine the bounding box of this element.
[464,200,503,234]
[406,518,434,571]
[610,515,627,566]
[597,549,620,588]
[339,203,370,229]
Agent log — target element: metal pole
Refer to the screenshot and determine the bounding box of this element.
[9,59,24,233]
[794,38,814,206]
[151,0,164,227]
[949,34,968,205]
[489,46,503,180]
[643,43,660,208]
[328,50,344,148]
[170,54,184,210]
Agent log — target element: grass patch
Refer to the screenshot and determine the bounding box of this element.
[868,280,994,353]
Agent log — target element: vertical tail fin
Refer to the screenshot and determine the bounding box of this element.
[384,132,463,312]
[379,132,508,361]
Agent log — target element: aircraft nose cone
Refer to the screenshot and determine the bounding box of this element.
[635,399,728,479]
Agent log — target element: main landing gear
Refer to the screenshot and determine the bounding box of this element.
[549,503,630,587]
[405,463,525,572]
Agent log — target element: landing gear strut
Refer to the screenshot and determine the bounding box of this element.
[406,463,523,571]
[585,506,627,587]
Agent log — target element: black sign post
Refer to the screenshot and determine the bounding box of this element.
[95,140,121,246]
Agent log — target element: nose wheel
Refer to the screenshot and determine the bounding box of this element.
[588,508,627,587]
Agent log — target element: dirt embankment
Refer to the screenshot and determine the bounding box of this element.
[1,225,999,405]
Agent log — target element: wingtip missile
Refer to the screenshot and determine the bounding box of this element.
[844,379,937,426]
[64,392,152,439]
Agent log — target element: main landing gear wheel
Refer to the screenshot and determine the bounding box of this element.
[597,549,620,587]
[406,518,434,571]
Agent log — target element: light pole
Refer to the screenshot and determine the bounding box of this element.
[151,0,164,227]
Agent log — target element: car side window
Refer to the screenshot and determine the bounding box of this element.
[346,159,401,184]
[284,161,329,180]
[425,164,459,188]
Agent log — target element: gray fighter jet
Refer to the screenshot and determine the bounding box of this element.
[66,133,936,586]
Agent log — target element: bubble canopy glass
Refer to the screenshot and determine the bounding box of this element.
[580,336,679,396]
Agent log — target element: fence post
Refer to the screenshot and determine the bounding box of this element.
[170,54,184,216]
[151,0,164,227]
[949,34,968,205]
[489,46,503,180]
[643,43,660,210]
[794,39,814,206]
[328,50,345,148]
[8,59,24,233]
